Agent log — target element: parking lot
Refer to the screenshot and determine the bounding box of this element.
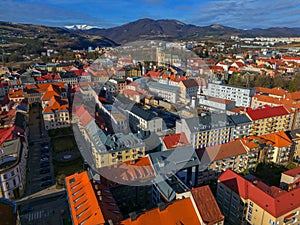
[25,104,55,196]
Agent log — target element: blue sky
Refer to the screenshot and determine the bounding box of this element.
[0,0,299,28]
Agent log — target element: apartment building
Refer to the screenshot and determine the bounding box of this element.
[228,114,252,140]
[286,129,300,161]
[178,79,199,102]
[147,81,179,103]
[0,138,27,199]
[41,84,70,130]
[203,82,256,107]
[196,140,248,185]
[127,105,163,136]
[280,166,300,191]
[176,113,233,149]
[217,169,300,225]
[65,171,120,225]
[198,96,236,112]
[246,105,292,136]
[74,106,145,168]
[24,82,67,105]
[241,131,292,165]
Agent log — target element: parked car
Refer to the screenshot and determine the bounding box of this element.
[41,176,52,181]
[40,163,49,168]
[40,158,48,163]
[40,162,50,167]
[40,168,50,174]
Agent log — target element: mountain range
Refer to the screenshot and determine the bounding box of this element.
[70,18,300,44]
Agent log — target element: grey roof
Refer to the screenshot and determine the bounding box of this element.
[149,145,200,173]
[0,139,20,157]
[184,113,234,133]
[130,105,157,121]
[148,81,179,93]
[229,114,252,126]
[286,129,300,140]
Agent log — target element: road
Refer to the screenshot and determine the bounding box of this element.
[24,104,55,196]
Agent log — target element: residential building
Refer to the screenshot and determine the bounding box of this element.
[121,198,202,225]
[241,131,292,165]
[203,82,255,107]
[228,114,252,140]
[198,95,236,112]
[150,145,200,195]
[24,82,67,105]
[286,129,300,161]
[126,105,163,136]
[122,185,224,225]
[246,105,292,136]
[147,81,179,103]
[178,79,199,102]
[65,171,107,225]
[191,185,225,225]
[74,106,145,168]
[8,89,24,103]
[41,84,70,130]
[176,113,233,149]
[160,132,190,151]
[280,166,300,191]
[196,140,248,185]
[0,138,27,199]
[217,169,300,225]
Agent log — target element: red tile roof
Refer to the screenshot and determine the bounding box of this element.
[246,105,290,120]
[219,169,300,218]
[65,171,105,225]
[162,133,190,149]
[75,105,93,127]
[283,166,300,178]
[0,126,14,145]
[120,197,201,225]
[191,186,224,225]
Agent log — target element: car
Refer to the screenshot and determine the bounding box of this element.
[41,176,52,181]
[40,158,48,162]
[41,181,52,187]
[41,154,49,158]
[40,162,50,167]
[40,168,50,174]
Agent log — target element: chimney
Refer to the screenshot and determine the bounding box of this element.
[158,202,167,211]
[129,212,138,221]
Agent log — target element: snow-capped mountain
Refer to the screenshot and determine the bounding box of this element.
[64,24,101,30]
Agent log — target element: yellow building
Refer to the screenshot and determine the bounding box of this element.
[217,169,300,225]
[246,105,292,136]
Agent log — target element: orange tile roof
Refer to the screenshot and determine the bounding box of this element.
[8,88,24,99]
[199,140,247,161]
[43,96,68,113]
[65,171,105,225]
[100,157,155,184]
[191,186,224,225]
[120,198,200,225]
[162,133,190,149]
[219,169,300,218]
[255,87,287,97]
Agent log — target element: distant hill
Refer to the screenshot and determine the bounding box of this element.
[0,21,117,51]
[78,18,300,44]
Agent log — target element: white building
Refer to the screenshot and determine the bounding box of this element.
[0,138,27,199]
[147,81,179,104]
[202,82,256,107]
